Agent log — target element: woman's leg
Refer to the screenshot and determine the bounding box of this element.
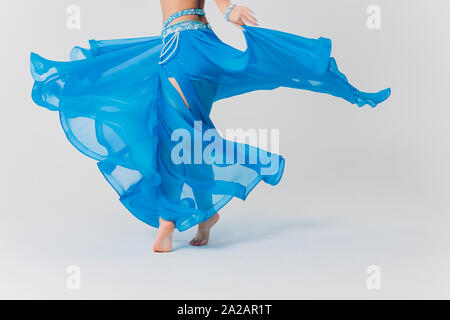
[153,217,175,252]
[166,76,221,247]
[190,213,220,246]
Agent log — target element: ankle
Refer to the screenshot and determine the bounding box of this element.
[159,219,174,231]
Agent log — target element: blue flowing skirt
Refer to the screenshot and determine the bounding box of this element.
[30,25,390,231]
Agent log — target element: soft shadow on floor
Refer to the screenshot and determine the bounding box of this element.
[172,217,329,251]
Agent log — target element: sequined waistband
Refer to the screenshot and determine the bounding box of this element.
[159,10,213,65]
[161,20,212,40]
[163,8,205,29]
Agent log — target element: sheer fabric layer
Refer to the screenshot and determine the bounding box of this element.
[30,26,365,231]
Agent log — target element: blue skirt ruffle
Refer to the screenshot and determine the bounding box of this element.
[30,26,389,231]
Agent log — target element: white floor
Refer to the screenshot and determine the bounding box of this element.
[2,194,449,299]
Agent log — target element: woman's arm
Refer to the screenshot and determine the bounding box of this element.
[214,0,257,28]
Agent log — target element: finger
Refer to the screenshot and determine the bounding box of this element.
[232,22,244,30]
[242,12,257,24]
[243,17,257,26]
[243,6,255,14]
[242,10,257,22]
[245,11,257,19]
[244,9,256,21]
[243,13,258,26]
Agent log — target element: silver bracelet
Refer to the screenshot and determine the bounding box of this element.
[224,4,236,22]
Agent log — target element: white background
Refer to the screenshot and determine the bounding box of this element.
[1,0,449,299]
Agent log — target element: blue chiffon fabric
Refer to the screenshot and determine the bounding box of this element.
[30,20,390,231]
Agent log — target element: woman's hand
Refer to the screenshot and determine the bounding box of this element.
[228,6,257,29]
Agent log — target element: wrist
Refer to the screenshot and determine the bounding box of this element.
[224,4,236,21]
[218,1,232,14]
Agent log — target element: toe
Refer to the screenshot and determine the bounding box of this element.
[190,237,210,246]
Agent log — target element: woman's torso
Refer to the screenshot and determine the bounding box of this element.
[160,0,207,26]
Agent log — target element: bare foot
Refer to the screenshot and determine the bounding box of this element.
[189,213,220,247]
[153,218,175,253]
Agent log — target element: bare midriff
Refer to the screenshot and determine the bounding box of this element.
[160,0,208,27]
